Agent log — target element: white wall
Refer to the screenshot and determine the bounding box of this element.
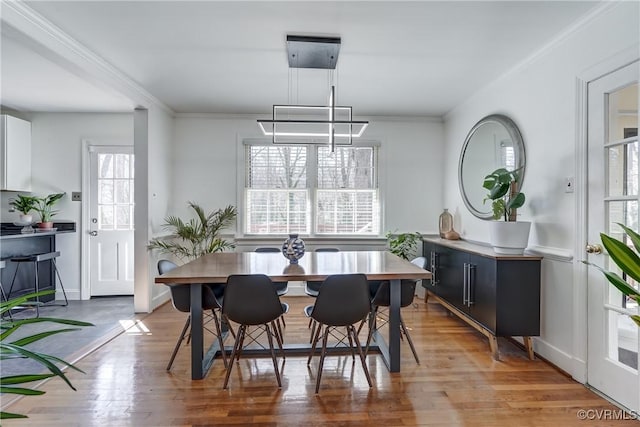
[1,113,133,300]
[442,2,639,379]
[171,115,444,237]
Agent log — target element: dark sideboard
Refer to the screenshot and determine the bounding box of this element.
[422,236,542,360]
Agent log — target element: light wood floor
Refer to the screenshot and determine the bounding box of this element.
[3,296,635,426]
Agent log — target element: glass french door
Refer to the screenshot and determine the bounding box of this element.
[89,146,135,296]
[586,60,639,411]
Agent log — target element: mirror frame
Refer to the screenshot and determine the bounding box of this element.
[458,114,526,219]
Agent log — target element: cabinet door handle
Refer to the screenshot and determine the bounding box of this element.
[462,262,468,305]
[430,251,438,285]
[467,264,476,307]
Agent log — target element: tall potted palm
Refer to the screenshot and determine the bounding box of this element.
[147,202,237,261]
[483,167,530,254]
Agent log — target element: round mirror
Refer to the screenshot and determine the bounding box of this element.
[458,114,525,219]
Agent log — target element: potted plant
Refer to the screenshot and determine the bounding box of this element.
[386,231,422,260]
[483,167,530,254]
[34,192,65,229]
[9,194,38,224]
[148,202,237,261]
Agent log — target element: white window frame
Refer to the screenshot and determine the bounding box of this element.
[241,139,381,237]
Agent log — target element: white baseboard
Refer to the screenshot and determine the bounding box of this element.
[528,336,587,383]
[151,288,171,310]
[56,289,80,300]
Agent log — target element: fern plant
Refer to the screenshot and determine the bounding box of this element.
[148,202,237,261]
[583,223,640,327]
[1,290,93,420]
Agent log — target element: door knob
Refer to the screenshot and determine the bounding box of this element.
[585,244,603,254]
[90,231,98,237]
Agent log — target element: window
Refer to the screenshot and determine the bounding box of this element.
[245,143,379,235]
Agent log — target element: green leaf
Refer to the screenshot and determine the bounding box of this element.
[600,233,640,283]
[9,328,81,346]
[583,260,640,298]
[0,374,54,384]
[506,192,525,210]
[0,386,46,395]
[0,344,79,390]
[631,315,640,328]
[489,183,509,200]
[1,411,29,419]
[617,223,640,254]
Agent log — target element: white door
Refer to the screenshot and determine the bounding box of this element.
[586,60,639,411]
[89,146,135,296]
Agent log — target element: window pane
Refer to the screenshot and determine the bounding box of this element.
[608,141,638,197]
[608,310,638,371]
[246,189,308,234]
[116,205,131,230]
[316,190,379,234]
[248,146,307,188]
[318,146,375,189]
[99,205,114,230]
[608,83,638,142]
[99,180,114,204]
[114,180,130,204]
[115,154,130,178]
[245,143,378,236]
[99,154,113,178]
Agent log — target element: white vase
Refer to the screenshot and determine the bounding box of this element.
[489,221,531,255]
[19,214,33,224]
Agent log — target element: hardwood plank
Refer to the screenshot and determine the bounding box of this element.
[2,296,635,426]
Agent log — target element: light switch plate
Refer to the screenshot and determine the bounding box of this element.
[71,192,82,201]
[565,177,574,193]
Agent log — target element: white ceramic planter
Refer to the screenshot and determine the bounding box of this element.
[19,214,33,224]
[489,221,531,255]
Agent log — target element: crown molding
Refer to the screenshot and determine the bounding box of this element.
[175,111,442,123]
[1,0,174,115]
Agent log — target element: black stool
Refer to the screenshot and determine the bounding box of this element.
[7,251,68,317]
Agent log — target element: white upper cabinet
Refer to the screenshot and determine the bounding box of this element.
[0,114,32,192]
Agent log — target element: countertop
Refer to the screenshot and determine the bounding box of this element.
[0,221,76,240]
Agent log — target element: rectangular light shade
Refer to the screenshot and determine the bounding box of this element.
[257,104,368,144]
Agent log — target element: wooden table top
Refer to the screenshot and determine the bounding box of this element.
[155,250,432,285]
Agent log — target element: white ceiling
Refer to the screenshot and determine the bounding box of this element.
[1,1,600,116]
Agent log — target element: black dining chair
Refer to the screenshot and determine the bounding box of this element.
[304,248,339,297]
[157,260,231,371]
[307,273,373,393]
[304,248,340,339]
[222,274,286,389]
[255,247,290,335]
[365,256,427,364]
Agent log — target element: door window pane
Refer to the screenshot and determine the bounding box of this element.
[99,205,114,230]
[97,153,135,231]
[99,180,114,204]
[608,83,638,142]
[608,310,638,371]
[99,154,113,178]
[608,141,638,197]
[115,154,130,178]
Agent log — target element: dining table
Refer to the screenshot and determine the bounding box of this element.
[155,250,432,380]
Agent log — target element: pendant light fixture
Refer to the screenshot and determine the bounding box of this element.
[257,35,369,152]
